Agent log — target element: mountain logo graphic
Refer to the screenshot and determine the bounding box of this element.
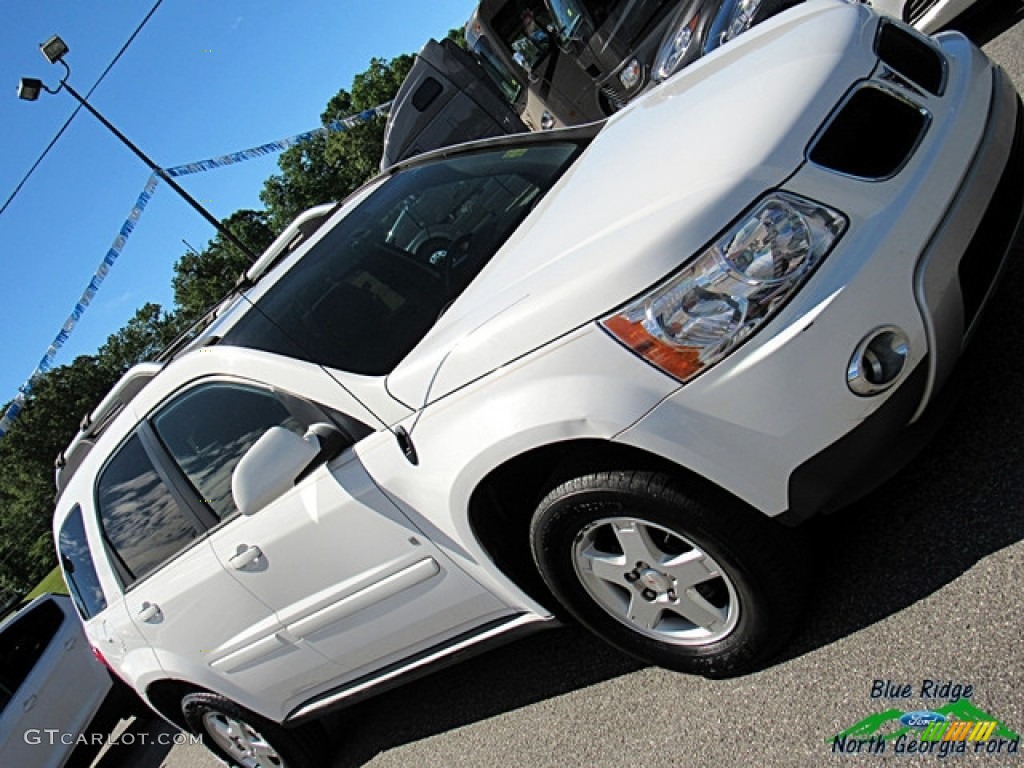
[829,699,1021,744]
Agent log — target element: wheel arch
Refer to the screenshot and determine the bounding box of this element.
[145,678,204,731]
[466,438,733,608]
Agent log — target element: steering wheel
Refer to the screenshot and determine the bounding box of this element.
[415,237,452,266]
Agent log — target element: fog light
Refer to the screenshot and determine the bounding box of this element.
[847,327,909,396]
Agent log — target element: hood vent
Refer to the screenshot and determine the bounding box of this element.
[875,20,945,96]
[808,84,929,180]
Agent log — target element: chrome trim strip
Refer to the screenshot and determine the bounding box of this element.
[211,633,293,675]
[285,558,440,639]
[284,613,548,723]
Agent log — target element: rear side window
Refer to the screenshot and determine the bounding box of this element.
[0,599,64,713]
[96,435,200,585]
[58,506,107,619]
[412,76,443,111]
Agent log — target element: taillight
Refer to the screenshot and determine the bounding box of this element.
[91,645,113,670]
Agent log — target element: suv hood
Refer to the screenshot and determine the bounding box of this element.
[388,1,879,410]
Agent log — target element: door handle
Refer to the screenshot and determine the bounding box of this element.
[138,602,162,623]
[228,545,263,570]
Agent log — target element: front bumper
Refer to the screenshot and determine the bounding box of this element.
[613,33,1024,520]
[785,77,1023,523]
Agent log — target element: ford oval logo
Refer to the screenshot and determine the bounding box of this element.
[900,711,947,729]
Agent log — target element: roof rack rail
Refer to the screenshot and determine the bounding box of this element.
[54,362,163,496]
[244,202,337,284]
[53,205,340,498]
[155,203,338,365]
[155,305,223,363]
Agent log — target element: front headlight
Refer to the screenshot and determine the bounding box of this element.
[601,193,847,382]
[653,14,699,83]
[618,58,643,90]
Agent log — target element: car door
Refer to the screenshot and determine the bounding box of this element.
[148,378,509,690]
[93,432,338,709]
[0,596,109,768]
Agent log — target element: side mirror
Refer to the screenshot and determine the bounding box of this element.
[232,423,346,515]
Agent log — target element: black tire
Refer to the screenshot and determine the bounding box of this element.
[529,470,808,677]
[181,692,329,768]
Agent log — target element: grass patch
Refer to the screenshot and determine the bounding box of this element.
[25,566,69,601]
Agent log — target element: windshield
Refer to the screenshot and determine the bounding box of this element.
[223,143,583,375]
[471,35,523,105]
[545,0,586,43]
[492,1,559,74]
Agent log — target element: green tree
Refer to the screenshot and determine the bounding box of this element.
[259,130,344,233]
[0,302,191,597]
[446,25,468,49]
[172,209,276,322]
[97,302,185,376]
[324,54,416,186]
[0,355,117,595]
[260,54,414,231]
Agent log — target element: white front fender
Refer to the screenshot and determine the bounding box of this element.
[357,325,678,608]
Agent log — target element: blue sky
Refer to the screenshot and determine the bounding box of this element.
[0,0,474,411]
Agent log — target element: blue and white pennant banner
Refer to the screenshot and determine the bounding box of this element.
[0,101,392,437]
[0,174,160,437]
[165,103,391,177]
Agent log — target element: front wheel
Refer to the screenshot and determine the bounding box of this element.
[530,471,807,677]
[181,692,328,768]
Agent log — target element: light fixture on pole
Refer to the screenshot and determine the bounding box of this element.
[17,35,257,263]
[16,77,50,101]
[39,35,70,65]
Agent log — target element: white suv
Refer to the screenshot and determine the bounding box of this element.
[52,3,1023,766]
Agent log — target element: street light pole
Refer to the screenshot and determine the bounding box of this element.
[18,36,258,264]
[56,80,258,263]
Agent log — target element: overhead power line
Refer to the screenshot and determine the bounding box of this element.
[0,0,165,219]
